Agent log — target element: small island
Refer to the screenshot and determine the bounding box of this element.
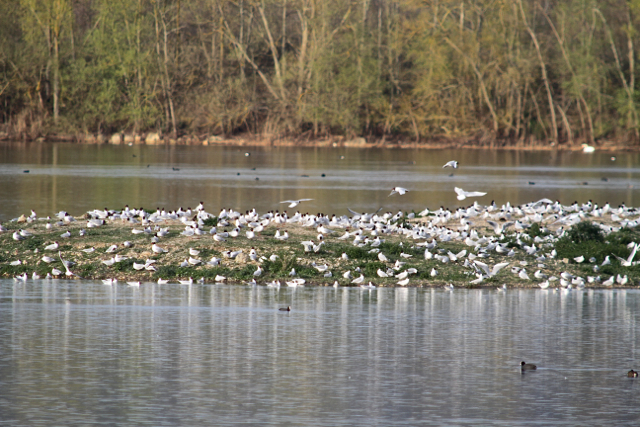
[1,200,638,289]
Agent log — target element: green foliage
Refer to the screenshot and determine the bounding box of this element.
[113,259,137,272]
[554,223,637,265]
[0,264,30,277]
[527,223,546,238]
[565,222,604,244]
[202,217,218,227]
[335,245,378,261]
[362,261,387,277]
[2,0,640,144]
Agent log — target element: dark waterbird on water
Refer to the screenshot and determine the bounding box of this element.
[521,361,537,371]
[628,370,638,378]
[279,306,291,312]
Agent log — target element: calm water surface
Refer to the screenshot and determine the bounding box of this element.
[1,281,639,426]
[0,143,639,221]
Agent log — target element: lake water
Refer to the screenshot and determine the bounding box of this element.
[1,280,639,426]
[1,142,639,221]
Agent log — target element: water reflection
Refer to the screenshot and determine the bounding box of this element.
[1,281,640,426]
[0,143,639,221]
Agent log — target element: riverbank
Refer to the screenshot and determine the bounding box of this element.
[2,130,639,152]
[1,202,638,288]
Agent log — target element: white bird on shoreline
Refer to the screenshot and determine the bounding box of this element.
[397,278,410,286]
[351,274,365,284]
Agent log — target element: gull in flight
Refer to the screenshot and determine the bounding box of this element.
[454,187,487,201]
[486,221,514,235]
[473,261,510,278]
[612,242,638,266]
[389,187,409,196]
[442,160,458,169]
[280,199,313,208]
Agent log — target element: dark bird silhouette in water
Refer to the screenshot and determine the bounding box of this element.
[521,361,537,371]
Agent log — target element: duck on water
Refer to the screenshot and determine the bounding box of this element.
[521,361,537,371]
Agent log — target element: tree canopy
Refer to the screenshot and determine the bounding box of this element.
[1,0,640,146]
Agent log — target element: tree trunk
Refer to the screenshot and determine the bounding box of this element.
[518,0,558,143]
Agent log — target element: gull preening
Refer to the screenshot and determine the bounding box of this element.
[454,187,487,201]
[280,199,313,208]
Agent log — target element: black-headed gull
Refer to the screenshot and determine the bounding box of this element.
[454,187,487,201]
[442,160,458,168]
[44,241,59,251]
[280,199,313,208]
[389,187,409,196]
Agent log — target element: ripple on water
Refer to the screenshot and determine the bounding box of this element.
[1,282,640,426]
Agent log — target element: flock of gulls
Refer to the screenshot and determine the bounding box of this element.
[2,158,639,292]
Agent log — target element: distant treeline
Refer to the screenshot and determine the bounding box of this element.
[1,0,640,146]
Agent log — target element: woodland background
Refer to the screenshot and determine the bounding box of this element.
[1,0,640,146]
